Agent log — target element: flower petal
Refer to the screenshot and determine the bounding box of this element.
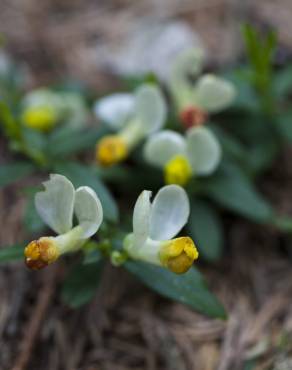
[74,186,103,238]
[35,174,75,234]
[94,93,135,130]
[186,126,221,175]
[193,74,236,113]
[135,84,167,134]
[144,130,186,167]
[170,47,205,88]
[133,190,152,247]
[149,185,190,240]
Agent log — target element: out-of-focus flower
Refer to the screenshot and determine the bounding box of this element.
[170,48,236,129]
[123,185,198,274]
[21,88,88,132]
[144,127,221,186]
[0,50,12,76]
[24,174,103,270]
[94,84,166,166]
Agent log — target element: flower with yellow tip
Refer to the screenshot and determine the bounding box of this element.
[21,88,88,132]
[144,127,221,186]
[123,185,198,274]
[169,48,236,128]
[96,135,128,167]
[94,84,167,166]
[24,174,103,270]
[22,105,57,131]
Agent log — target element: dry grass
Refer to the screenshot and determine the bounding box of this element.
[1,147,292,369]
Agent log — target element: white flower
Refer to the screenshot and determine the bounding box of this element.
[24,174,103,269]
[124,185,198,274]
[169,48,236,127]
[144,127,221,186]
[95,84,167,166]
[94,93,135,130]
[21,88,88,131]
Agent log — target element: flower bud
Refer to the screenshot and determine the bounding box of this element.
[179,106,208,129]
[24,237,60,270]
[159,237,198,274]
[96,135,128,166]
[164,155,192,186]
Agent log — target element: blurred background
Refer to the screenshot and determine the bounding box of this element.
[1,1,292,370]
[1,0,291,88]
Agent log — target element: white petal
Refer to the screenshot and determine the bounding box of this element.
[133,190,152,247]
[35,174,75,234]
[170,47,205,87]
[94,93,135,130]
[186,127,221,175]
[143,130,186,167]
[149,185,190,240]
[74,186,103,239]
[193,74,236,113]
[135,84,167,134]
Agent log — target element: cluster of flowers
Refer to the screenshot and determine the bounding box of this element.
[23,48,236,275]
[25,174,198,274]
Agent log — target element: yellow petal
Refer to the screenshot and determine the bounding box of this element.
[24,237,60,270]
[96,135,128,166]
[22,106,57,131]
[164,155,192,186]
[159,236,199,274]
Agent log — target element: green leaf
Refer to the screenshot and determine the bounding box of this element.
[0,244,24,263]
[275,112,292,142]
[23,194,46,233]
[21,127,47,165]
[0,100,21,139]
[210,124,248,163]
[61,260,104,308]
[187,199,224,261]
[273,65,292,98]
[83,249,102,264]
[124,261,226,319]
[47,125,108,158]
[0,161,35,188]
[54,162,119,222]
[220,69,259,112]
[203,163,274,223]
[82,241,103,264]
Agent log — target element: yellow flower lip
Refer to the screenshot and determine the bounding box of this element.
[22,106,57,132]
[164,155,192,186]
[160,237,199,274]
[24,237,60,270]
[96,135,128,166]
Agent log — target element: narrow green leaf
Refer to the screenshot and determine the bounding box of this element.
[0,161,35,188]
[187,199,224,261]
[273,66,292,98]
[54,162,119,222]
[0,100,20,139]
[124,261,226,319]
[61,260,104,308]
[48,125,108,158]
[275,112,292,142]
[210,124,247,163]
[203,163,274,223]
[21,127,47,165]
[0,244,24,263]
[83,242,103,264]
